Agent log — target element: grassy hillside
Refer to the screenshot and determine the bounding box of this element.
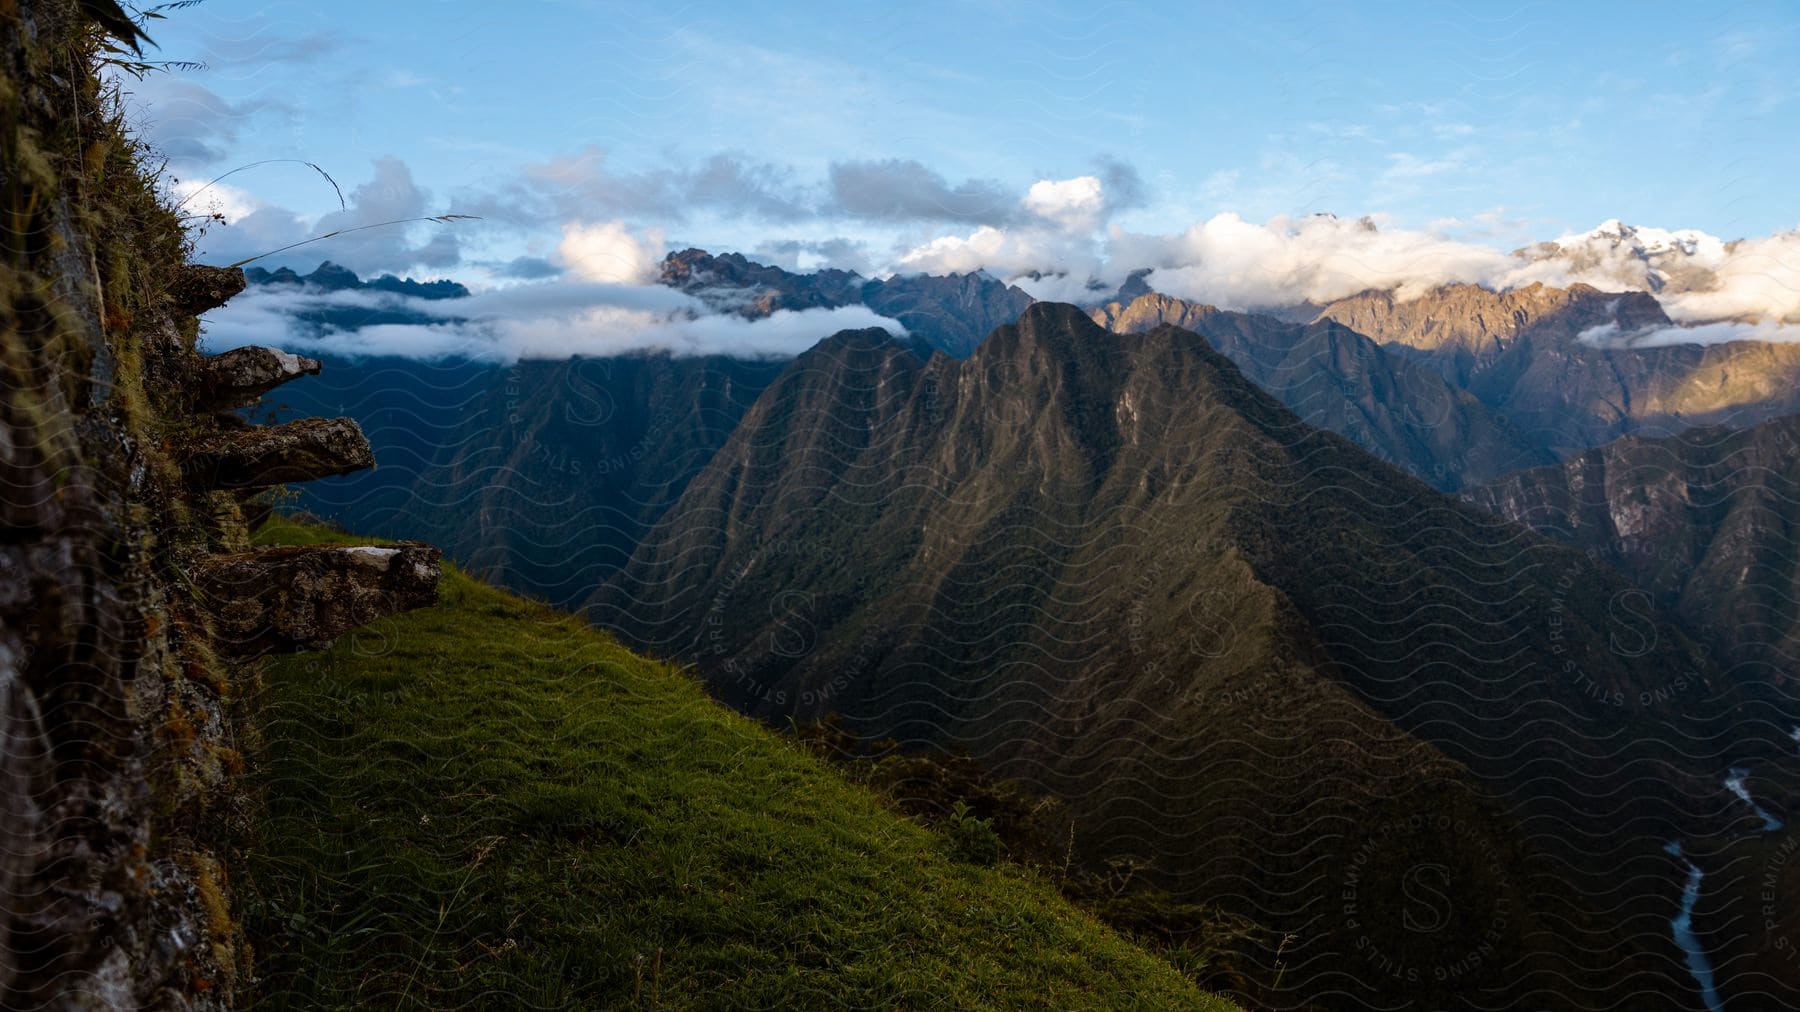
[238,519,1233,1009]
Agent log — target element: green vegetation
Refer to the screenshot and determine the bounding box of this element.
[239,519,1236,1009]
[787,717,1269,997]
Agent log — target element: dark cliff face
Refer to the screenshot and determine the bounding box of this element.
[1092,292,1553,489]
[1466,415,1800,1010]
[860,271,1035,358]
[1468,414,1800,677]
[598,302,1741,1009]
[0,5,438,1006]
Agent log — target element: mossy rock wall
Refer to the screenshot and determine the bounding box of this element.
[2,2,255,1005]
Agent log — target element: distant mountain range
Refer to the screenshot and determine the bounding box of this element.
[246,260,470,299]
[1091,291,1553,489]
[659,247,1034,357]
[250,253,1800,595]
[1312,282,1800,449]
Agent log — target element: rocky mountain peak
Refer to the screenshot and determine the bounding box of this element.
[1089,291,1222,333]
[245,262,470,299]
[306,260,362,289]
[1313,279,1674,361]
[982,301,1117,367]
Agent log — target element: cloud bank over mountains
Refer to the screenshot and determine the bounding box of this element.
[1117,215,1800,336]
[181,149,1800,354]
[201,280,905,363]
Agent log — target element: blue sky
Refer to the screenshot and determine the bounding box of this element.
[128,0,1800,284]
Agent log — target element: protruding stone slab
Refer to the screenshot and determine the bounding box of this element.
[169,264,247,316]
[196,542,442,656]
[183,417,374,490]
[194,346,322,409]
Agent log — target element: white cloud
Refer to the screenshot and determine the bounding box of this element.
[171,178,261,223]
[1022,175,1106,230]
[1579,319,1800,348]
[896,222,1103,291]
[118,76,284,166]
[891,174,1121,290]
[1119,212,1515,309]
[191,157,471,276]
[558,221,667,284]
[198,280,906,362]
[1662,231,1800,323]
[1517,221,1800,326]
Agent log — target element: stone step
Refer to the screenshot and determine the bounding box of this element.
[182,417,373,490]
[170,263,246,316]
[194,346,322,410]
[195,542,442,657]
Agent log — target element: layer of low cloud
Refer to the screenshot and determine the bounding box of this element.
[827,160,1016,224]
[183,147,1148,284]
[751,237,873,275]
[124,77,283,165]
[462,150,1087,235]
[1579,319,1800,348]
[899,210,1800,348]
[469,147,812,228]
[200,280,906,363]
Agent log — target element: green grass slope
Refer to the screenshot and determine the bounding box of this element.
[239,520,1233,1009]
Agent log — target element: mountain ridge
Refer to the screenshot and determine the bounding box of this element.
[596,301,1751,1009]
[1092,291,1554,488]
[1311,281,1800,449]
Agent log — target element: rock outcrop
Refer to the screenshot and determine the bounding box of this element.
[197,543,443,656]
[169,263,249,316]
[183,416,375,489]
[192,346,323,410]
[0,3,439,1006]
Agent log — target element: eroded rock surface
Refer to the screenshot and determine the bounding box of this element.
[193,345,323,410]
[0,3,438,1005]
[169,264,248,316]
[197,544,442,656]
[184,417,375,489]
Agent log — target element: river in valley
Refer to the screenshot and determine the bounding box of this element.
[1666,741,1798,1011]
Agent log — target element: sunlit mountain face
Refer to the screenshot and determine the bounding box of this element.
[8,2,1795,1009]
